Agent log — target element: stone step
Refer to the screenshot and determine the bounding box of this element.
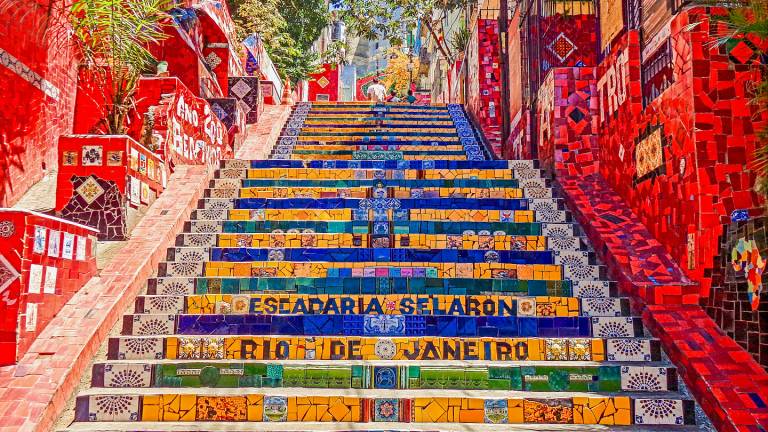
[107,335,661,362]
[220,159,538,170]
[191,208,570,225]
[121,314,644,338]
[161,260,605,281]
[133,294,629,317]
[71,388,696,426]
[164,247,596,266]
[146,277,615,298]
[185,220,579,237]
[90,360,677,392]
[175,233,584,251]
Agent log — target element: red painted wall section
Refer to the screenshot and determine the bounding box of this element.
[0,209,98,365]
[0,5,79,207]
[308,64,341,102]
[466,19,503,157]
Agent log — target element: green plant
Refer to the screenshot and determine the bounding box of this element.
[450,23,471,57]
[229,0,330,84]
[339,0,477,63]
[323,40,350,65]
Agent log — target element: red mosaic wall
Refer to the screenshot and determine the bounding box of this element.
[0,209,97,365]
[595,10,766,301]
[536,67,600,176]
[56,135,167,240]
[0,5,78,207]
[128,77,232,169]
[308,64,341,102]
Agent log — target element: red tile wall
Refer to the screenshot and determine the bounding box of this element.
[0,6,78,207]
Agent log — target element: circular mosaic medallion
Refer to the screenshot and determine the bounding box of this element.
[374,339,397,360]
[0,221,14,238]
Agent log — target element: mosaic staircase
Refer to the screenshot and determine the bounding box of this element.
[64,102,705,430]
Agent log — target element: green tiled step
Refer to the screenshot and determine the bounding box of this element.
[147,277,615,298]
[133,294,629,317]
[184,220,579,237]
[91,361,677,392]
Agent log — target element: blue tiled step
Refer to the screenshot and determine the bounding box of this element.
[147,277,615,298]
[226,160,536,170]
[292,131,462,138]
[215,179,531,188]
[297,123,457,129]
[123,314,643,338]
[283,149,469,156]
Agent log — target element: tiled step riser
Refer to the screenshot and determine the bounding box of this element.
[147,278,615,298]
[73,393,696,425]
[91,362,678,392]
[165,247,597,267]
[209,179,548,189]
[159,261,606,282]
[220,160,538,170]
[214,168,545,181]
[184,221,580,238]
[122,314,644,338]
[108,335,662,362]
[208,187,554,200]
[174,233,584,252]
[134,295,630,318]
[191,209,571,225]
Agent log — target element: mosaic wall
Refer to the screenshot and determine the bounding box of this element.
[702,217,768,366]
[595,10,766,306]
[308,64,341,102]
[531,7,768,367]
[56,135,166,240]
[0,210,97,365]
[132,78,232,167]
[0,5,78,206]
[228,77,263,124]
[536,67,599,177]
